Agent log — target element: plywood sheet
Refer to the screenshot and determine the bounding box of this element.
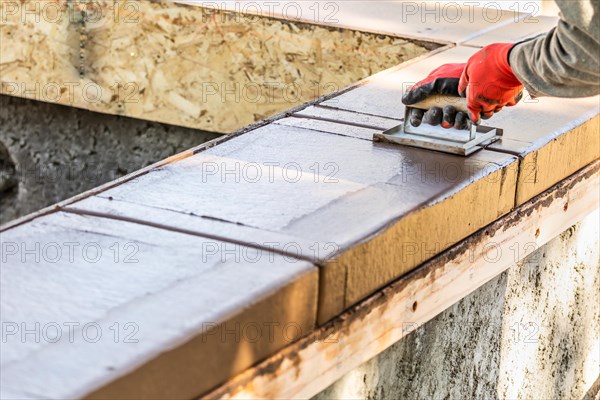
[66,123,518,324]
[0,0,431,133]
[0,212,317,399]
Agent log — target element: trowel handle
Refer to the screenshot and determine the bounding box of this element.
[408,94,469,114]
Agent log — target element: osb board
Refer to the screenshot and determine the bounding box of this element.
[0,0,432,133]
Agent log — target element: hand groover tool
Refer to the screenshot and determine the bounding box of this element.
[373,94,503,156]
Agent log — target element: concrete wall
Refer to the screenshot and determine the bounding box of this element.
[314,211,600,400]
[0,95,219,225]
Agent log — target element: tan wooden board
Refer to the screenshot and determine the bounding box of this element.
[514,116,599,204]
[64,122,518,324]
[0,212,318,399]
[316,154,518,322]
[204,159,600,400]
[484,96,599,204]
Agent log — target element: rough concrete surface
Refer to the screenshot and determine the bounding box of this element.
[0,95,219,225]
[314,211,600,400]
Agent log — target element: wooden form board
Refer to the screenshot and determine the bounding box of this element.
[445,5,597,207]
[486,104,599,205]
[63,122,518,324]
[0,212,318,399]
[205,160,600,400]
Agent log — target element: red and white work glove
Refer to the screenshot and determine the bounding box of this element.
[402,43,524,127]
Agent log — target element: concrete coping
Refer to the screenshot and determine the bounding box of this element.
[1,6,598,400]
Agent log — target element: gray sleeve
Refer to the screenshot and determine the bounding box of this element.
[508,0,600,98]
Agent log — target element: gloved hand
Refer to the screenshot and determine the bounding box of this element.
[401,63,471,129]
[459,43,524,123]
[402,43,524,127]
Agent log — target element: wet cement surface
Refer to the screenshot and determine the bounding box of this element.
[74,122,514,246]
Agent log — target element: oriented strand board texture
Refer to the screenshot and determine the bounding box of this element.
[0,0,432,133]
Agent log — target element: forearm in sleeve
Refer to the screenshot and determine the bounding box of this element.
[509,16,600,98]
